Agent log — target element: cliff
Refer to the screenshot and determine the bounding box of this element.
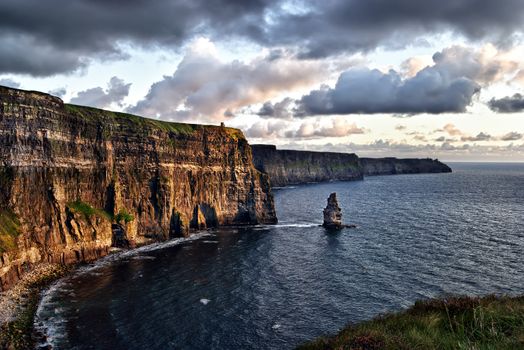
[251,145,363,187]
[251,145,451,187]
[0,86,276,291]
[360,157,452,176]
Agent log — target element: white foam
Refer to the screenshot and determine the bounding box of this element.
[272,323,281,330]
[34,232,213,348]
[274,223,317,228]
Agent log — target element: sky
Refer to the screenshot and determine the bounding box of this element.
[1,0,524,161]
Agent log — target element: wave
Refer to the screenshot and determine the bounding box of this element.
[34,232,213,349]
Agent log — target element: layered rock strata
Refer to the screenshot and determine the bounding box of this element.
[0,86,277,291]
[251,145,451,187]
[251,145,363,187]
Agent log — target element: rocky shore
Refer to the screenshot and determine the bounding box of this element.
[0,263,69,349]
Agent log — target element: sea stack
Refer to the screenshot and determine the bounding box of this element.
[323,193,343,229]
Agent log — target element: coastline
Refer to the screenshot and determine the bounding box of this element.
[0,231,214,349]
[0,264,70,349]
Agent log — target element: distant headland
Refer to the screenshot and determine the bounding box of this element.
[251,144,451,187]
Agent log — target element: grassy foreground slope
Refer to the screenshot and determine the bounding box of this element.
[298,295,524,350]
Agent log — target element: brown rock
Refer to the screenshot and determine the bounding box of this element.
[0,86,278,291]
[322,193,343,229]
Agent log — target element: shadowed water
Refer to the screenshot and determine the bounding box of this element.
[35,163,524,349]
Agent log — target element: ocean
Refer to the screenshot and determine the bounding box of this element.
[34,163,524,349]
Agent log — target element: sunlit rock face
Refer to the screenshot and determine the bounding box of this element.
[0,86,277,291]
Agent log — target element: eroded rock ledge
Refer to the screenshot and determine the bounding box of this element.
[0,86,277,291]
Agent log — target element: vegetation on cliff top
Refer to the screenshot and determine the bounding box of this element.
[298,295,524,350]
[64,104,244,139]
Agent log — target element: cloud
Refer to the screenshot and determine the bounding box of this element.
[48,87,67,98]
[488,93,524,113]
[258,1,524,58]
[501,132,523,141]
[278,139,524,161]
[296,60,482,115]
[293,45,524,116]
[286,117,364,139]
[69,76,131,109]
[244,120,289,138]
[244,116,364,140]
[441,123,463,136]
[461,132,491,142]
[130,44,325,121]
[0,78,20,88]
[257,98,295,120]
[0,0,271,75]
[2,1,524,75]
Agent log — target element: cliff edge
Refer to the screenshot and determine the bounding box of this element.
[251,145,451,187]
[0,86,277,291]
[251,145,363,187]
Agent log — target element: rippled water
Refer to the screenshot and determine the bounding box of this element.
[35,163,524,349]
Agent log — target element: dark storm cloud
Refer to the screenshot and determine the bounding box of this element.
[70,76,131,108]
[488,94,524,113]
[0,0,271,75]
[295,61,481,115]
[267,0,524,58]
[2,0,524,75]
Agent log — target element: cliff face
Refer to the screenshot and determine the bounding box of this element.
[251,145,451,187]
[251,145,363,187]
[0,86,276,291]
[360,157,452,176]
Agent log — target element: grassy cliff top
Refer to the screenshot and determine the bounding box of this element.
[0,85,244,139]
[298,295,524,350]
[65,104,244,138]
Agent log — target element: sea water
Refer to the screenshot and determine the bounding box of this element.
[35,163,524,349]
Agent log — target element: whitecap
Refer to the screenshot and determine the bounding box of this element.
[200,298,211,305]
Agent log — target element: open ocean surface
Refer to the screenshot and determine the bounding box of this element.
[35,163,524,349]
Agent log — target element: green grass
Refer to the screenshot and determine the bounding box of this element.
[0,209,20,254]
[65,104,201,135]
[115,208,134,224]
[63,104,245,141]
[66,201,112,221]
[298,295,524,350]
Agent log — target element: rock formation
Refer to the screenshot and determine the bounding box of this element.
[251,145,363,187]
[0,86,277,291]
[323,193,343,229]
[360,157,452,176]
[251,144,451,187]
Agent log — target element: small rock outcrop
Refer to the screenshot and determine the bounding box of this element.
[323,193,343,229]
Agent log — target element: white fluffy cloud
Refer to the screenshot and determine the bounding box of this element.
[130,41,326,122]
[70,76,131,109]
